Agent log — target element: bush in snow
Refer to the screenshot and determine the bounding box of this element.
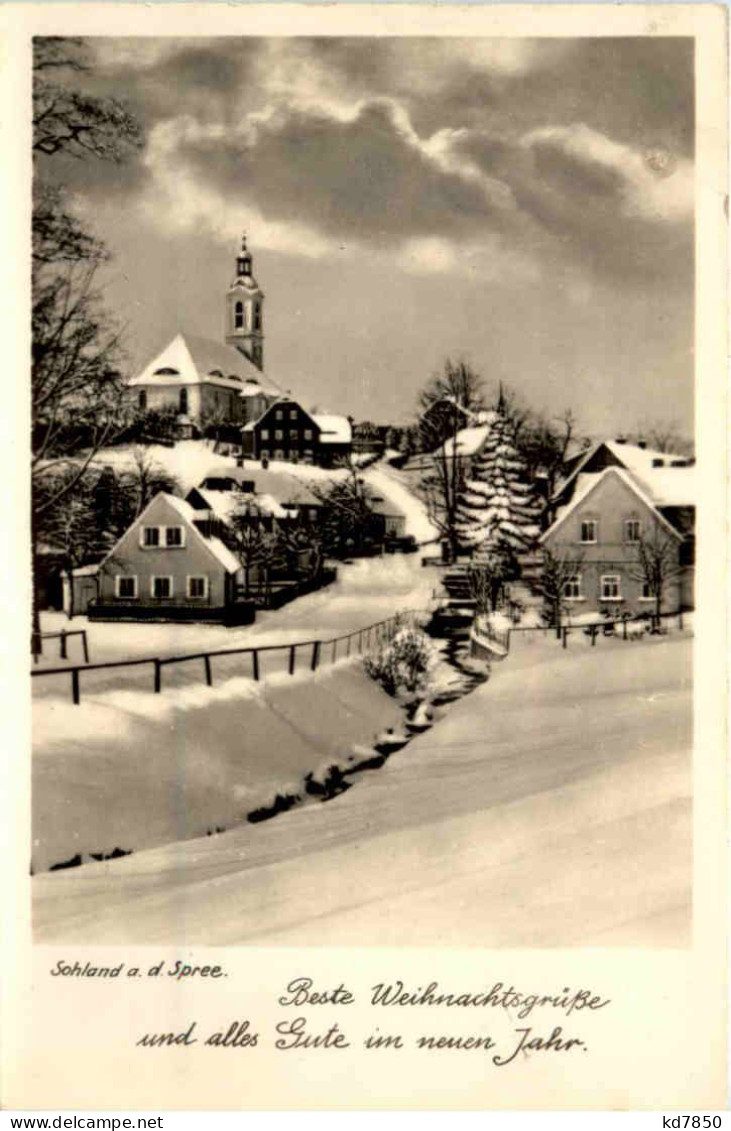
[364,620,437,699]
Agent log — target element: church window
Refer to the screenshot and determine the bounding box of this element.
[179,389,188,414]
[253,304,262,331]
[153,367,180,376]
[235,301,244,330]
[138,391,147,411]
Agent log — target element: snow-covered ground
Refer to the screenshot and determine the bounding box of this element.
[34,554,438,687]
[34,631,692,946]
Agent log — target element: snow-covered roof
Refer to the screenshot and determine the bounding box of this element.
[101,492,241,574]
[631,464,695,508]
[441,424,491,459]
[128,332,282,396]
[312,414,352,444]
[199,465,323,507]
[541,467,683,543]
[191,485,288,521]
[555,438,692,500]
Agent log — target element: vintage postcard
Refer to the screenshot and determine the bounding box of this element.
[2,2,727,1112]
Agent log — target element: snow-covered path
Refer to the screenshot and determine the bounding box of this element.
[34,632,692,947]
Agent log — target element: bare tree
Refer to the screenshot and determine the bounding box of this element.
[37,469,105,620]
[30,37,143,654]
[226,496,283,600]
[118,448,180,522]
[625,419,695,459]
[418,358,486,453]
[628,527,685,623]
[529,547,585,632]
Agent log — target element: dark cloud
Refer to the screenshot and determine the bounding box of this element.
[176,99,508,244]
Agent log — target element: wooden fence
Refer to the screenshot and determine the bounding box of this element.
[31,609,427,705]
[32,629,89,665]
[473,609,689,658]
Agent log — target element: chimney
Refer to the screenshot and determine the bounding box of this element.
[637,439,647,450]
[615,436,627,445]
[652,458,665,468]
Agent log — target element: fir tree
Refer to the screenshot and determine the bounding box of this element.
[455,392,542,556]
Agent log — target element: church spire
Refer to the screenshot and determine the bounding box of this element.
[226,233,264,370]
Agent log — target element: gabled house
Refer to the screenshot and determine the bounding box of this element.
[90,493,252,624]
[242,398,352,467]
[540,465,694,618]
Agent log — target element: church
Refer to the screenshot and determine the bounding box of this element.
[127,237,284,436]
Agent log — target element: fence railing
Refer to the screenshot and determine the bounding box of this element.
[31,609,428,705]
[473,608,690,658]
[32,629,89,666]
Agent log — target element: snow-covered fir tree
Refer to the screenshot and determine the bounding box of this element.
[455,393,542,556]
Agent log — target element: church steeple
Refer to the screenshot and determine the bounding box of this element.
[225,233,264,370]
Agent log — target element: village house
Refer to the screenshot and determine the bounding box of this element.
[127,238,282,436]
[540,460,694,619]
[88,492,252,624]
[242,397,352,468]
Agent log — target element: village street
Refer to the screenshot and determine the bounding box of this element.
[34,630,692,947]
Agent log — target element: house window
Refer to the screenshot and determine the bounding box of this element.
[187,576,208,599]
[289,409,297,420]
[564,575,582,600]
[165,526,184,547]
[179,388,188,414]
[138,390,147,411]
[142,526,160,548]
[151,576,173,599]
[115,575,138,599]
[625,519,641,543]
[303,450,314,464]
[640,581,656,601]
[235,301,244,330]
[276,409,283,420]
[600,574,622,600]
[274,449,284,460]
[275,429,283,441]
[580,519,597,544]
[261,429,269,440]
[261,448,270,459]
[304,429,314,441]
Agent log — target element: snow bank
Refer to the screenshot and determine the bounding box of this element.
[32,660,402,874]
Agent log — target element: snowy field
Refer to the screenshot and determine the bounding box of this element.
[34,631,692,946]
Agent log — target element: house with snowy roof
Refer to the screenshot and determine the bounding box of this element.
[242,397,352,468]
[89,492,253,624]
[540,454,694,618]
[127,237,282,436]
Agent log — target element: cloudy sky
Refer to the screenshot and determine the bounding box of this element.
[44,36,694,434]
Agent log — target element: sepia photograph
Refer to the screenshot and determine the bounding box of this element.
[28,29,701,949]
[2,0,727,1113]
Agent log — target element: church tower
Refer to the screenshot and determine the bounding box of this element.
[225,234,264,370]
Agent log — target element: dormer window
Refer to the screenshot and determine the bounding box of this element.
[209,369,224,379]
[153,367,180,377]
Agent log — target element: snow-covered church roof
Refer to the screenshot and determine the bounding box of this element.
[128,332,282,397]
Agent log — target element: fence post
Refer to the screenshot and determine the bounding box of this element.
[252,650,260,681]
[623,618,628,641]
[204,655,212,687]
[154,660,162,694]
[311,641,320,671]
[678,609,683,630]
[60,630,67,660]
[562,627,568,649]
[81,630,89,664]
[71,668,80,705]
[346,635,351,657]
[590,626,597,646]
[289,645,296,675]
